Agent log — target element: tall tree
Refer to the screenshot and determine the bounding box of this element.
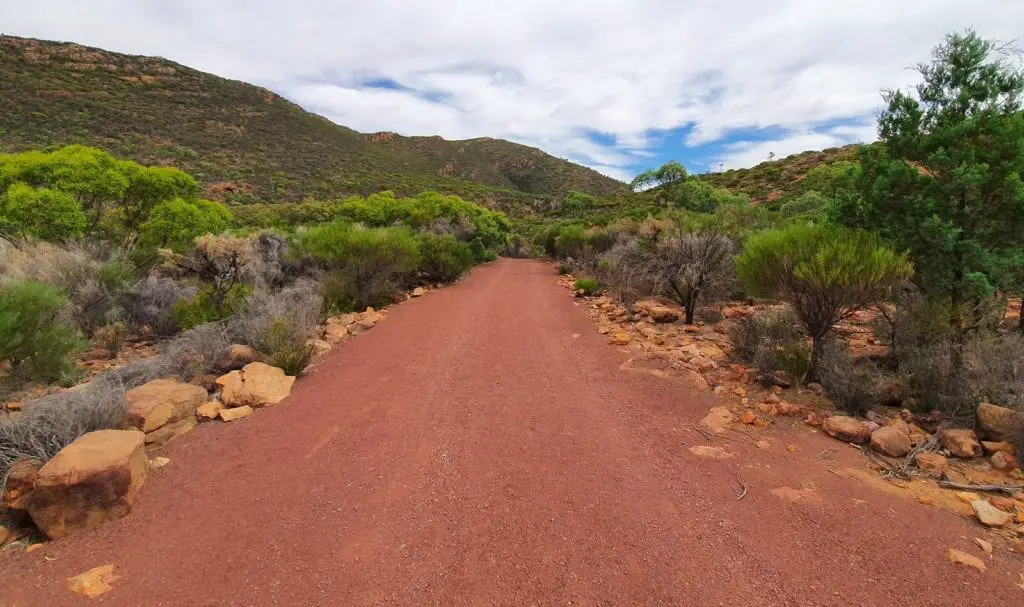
[837,30,1024,334]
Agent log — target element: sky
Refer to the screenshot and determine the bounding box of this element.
[3,1,1023,183]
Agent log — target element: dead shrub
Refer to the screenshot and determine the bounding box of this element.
[122,277,197,337]
[159,323,233,380]
[729,309,804,364]
[229,280,323,375]
[816,338,880,415]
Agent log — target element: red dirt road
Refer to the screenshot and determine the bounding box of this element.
[2,259,1020,605]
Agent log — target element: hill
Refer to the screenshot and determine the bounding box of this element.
[0,36,628,215]
[698,145,860,204]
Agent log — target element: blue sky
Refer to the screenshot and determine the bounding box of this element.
[3,0,1023,182]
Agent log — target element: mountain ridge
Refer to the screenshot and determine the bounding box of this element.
[0,35,629,214]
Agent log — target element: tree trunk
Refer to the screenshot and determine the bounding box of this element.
[684,291,697,325]
[1018,298,1024,332]
[808,331,828,384]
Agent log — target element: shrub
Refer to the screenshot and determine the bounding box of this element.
[230,281,322,376]
[159,322,233,380]
[0,379,126,481]
[557,263,572,275]
[172,283,251,330]
[94,322,126,355]
[617,229,735,324]
[0,281,81,387]
[167,234,256,318]
[736,225,912,380]
[729,309,804,364]
[417,233,474,283]
[298,222,421,311]
[816,338,880,415]
[121,276,197,337]
[575,278,600,295]
[0,183,88,240]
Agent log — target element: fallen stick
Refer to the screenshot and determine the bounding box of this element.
[693,426,714,441]
[937,481,1024,495]
[729,464,748,501]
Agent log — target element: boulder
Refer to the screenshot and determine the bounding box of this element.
[196,401,225,421]
[219,405,254,422]
[914,453,949,476]
[907,424,930,447]
[27,430,148,539]
[411,287,426,297]
[648,306,682,323]
[125,379,208,433]
[990,451,1019,472]
[610,332,631,346]
[214,344,262,373]
[143,416,197,448]
[976,402,1024,441]
[324,324,350,342]
[217,362,295,408]
[971,500,1013,527]
[939,428,982,458]
[822,415,871,444]
[870,426,912,457]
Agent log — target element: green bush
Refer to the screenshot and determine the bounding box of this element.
[736,224,912,380]
[298,221,421,311]
[418,233,475,282]
[557,263,572,275]
[0,281,82,386]
[728,309,809,379]
[263,317,314,376]
[575,278,600,295]
[0,183,88,240]
[172,284,251,330]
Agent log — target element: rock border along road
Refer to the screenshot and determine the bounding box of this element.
[2,259,1019,605]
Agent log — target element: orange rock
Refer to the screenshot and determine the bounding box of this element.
[980,441,1015,455]
[939,428,982,458]
[947,549,986,573]
[688,445,735,460]
[918,495,934,506]
[66,565,119,598]
[822,415,871,444]
[990,451,1019,472]
[914,453,949,476]
[988,496,1018,512]
[732,387,747,397]
[610,332,631,346]
[786,445,799,453]
[739,410,756,425]
[870,426,912,457]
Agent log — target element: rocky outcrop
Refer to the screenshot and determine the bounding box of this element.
[27,430,148,539]
[939,429,981,458]
[822,415,871,444]
[217,362,295,408]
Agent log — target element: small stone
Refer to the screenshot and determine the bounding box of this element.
[981,441,1016,456]
[688,445,735,460]
[0,524,8,545]
[770,486,821,504]
[972,500,1013,527]
[957,491,982,504]
[732,387,747,397]
[26,543,43,553]
[308,338,332,357]
[196,401,225,421]
[870,426,912,457]
[756,440,770,449]
[939,428,982,458]
[947,548,986,573]
[914,453,949,476]
[324,324,350,342]
[991,451,1020,472]
[918,495,934,506]
[411,287,425,297]
[973,538,993,556]
[786,445,798,453]
[739,410,757,425]
[6,401,23,411]
[610,332,631,346]
[764,393,780,404]
[648,306,682,323]
[822,415,871,444]
[144,416,196,447]
[149,456,170,469]
[988,496,1018,512]
[219,405,254,422]
[66,565,119,598]
[598,326,611,335]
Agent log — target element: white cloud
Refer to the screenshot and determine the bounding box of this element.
[2,0,1023,178]
[714,122,879,170]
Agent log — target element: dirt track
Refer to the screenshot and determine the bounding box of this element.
[1,259,1020,605]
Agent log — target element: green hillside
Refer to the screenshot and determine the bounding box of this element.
[0,36,628,215]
